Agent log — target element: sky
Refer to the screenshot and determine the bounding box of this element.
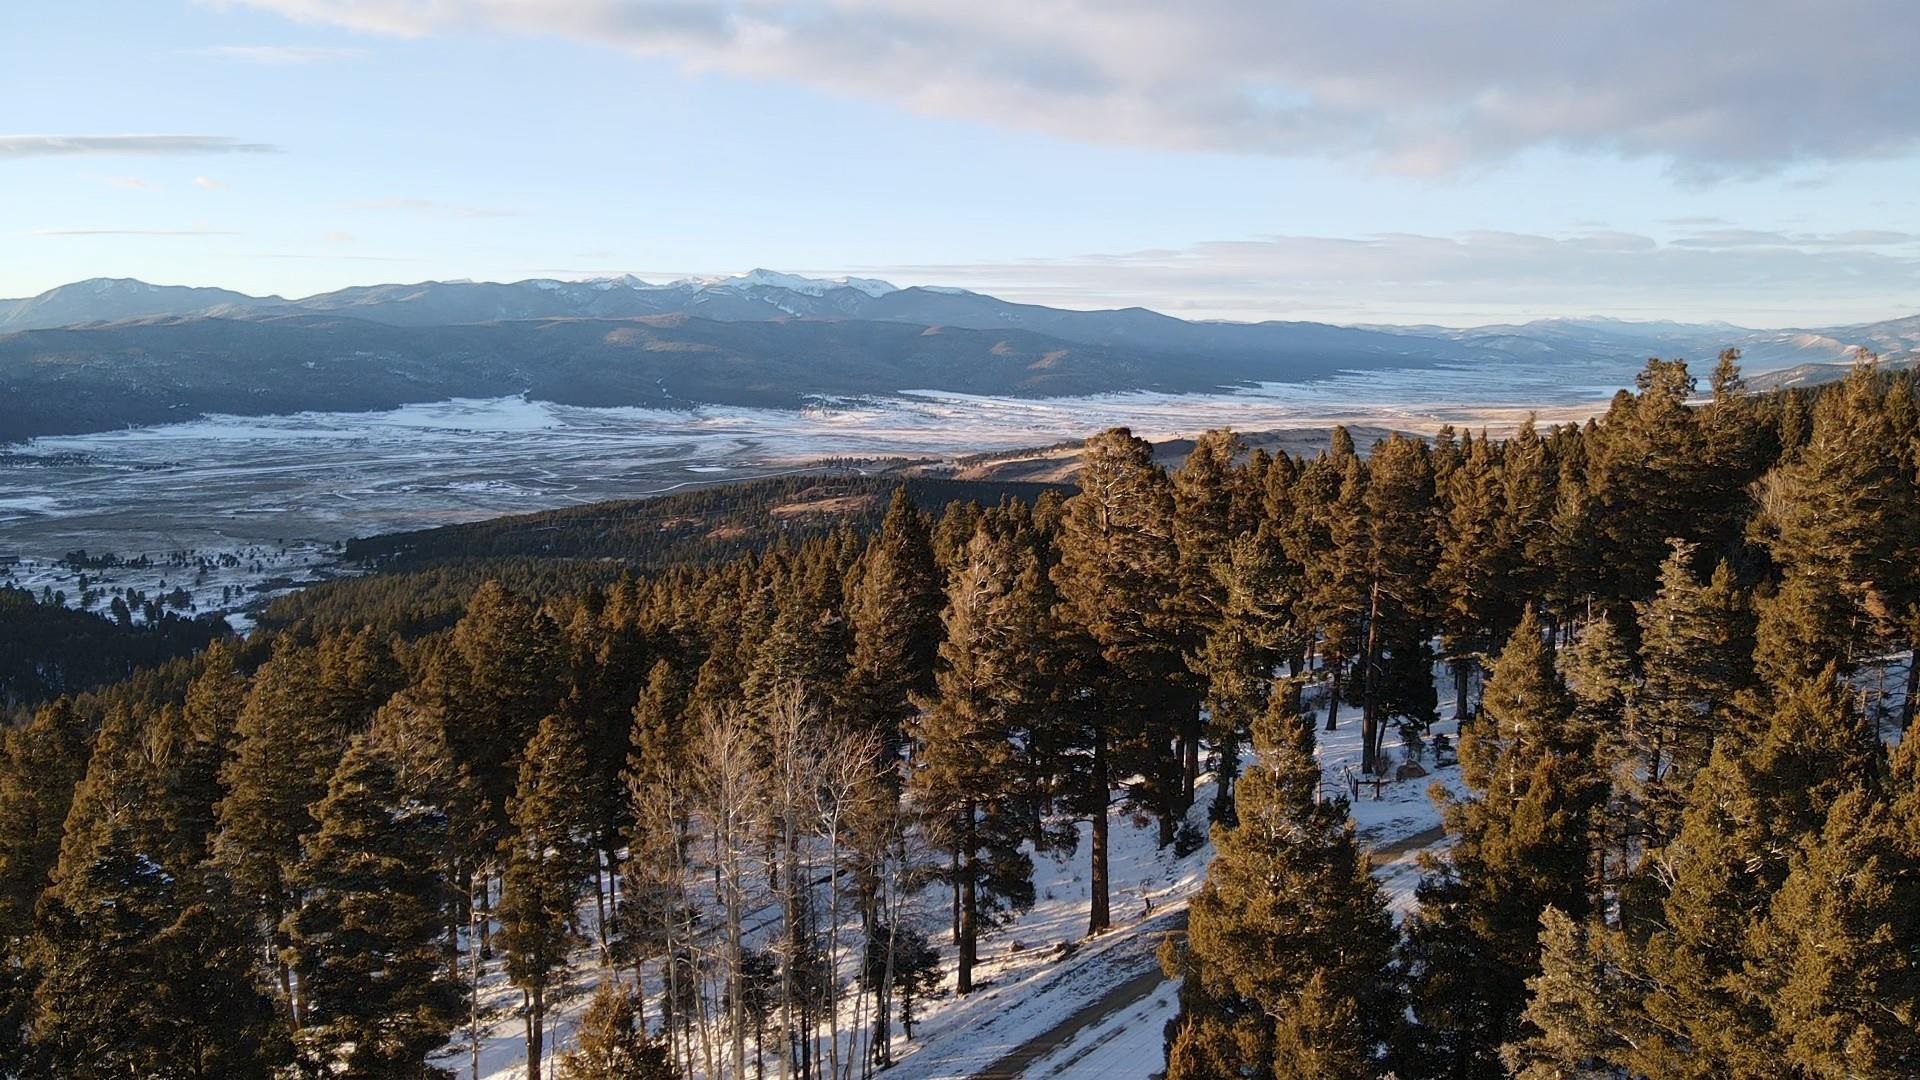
[5,1,1920,327]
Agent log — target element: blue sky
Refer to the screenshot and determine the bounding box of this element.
[6,1,1920,325]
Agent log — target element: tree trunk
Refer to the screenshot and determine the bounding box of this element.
[1362,582,1383,774]
[1088,725,1111,935]
[1325,658,1343,731]
[958,804,977,995]
[1181,711,1201,802]
[527,986,545,1080]
[1904,641,1919,729]
[1210,729,1239,825]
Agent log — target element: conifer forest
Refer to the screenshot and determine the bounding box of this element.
[1,353,1917,1078]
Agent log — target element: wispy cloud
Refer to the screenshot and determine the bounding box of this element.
[0,135,278,158]
[1673,229,1920,249]
[195,44,365,64]
[225,0,1920,175]
[346,197,518,219]
[32,226,239,237]
[194,175,231,191]
[103,176,160,190]
[259,251,416,261]
[870,228,1920,325]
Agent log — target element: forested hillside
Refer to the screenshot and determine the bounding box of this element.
[0,586,228,711]
[0,353,1916,1078]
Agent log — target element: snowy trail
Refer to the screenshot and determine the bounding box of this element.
[973,817,1453,1080]
[968,924,1187,1080]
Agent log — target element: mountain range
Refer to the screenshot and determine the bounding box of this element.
[1,272,1914,444]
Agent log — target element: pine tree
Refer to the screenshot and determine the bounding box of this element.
[174,639,248,860]
[0,697,88,937]
[845,489,943,764]
[283,736,462,1077]
[1583,358,1709,601]
[1192,525,1298,825]
[31,830,283,1078]
[1755,361,1919,674]
[556,981,678,1080]
[1733,787,1920,1076]
[1173,429,1248,802]
[1401,609,1603,1079]
[1513,666,1896,1079]
[1052,428,1185,930]
[1499,418,1559,607]
[1305,454,1371,732]
[1631,541,1754,845]
[1434,435,1508,724]
[1163,685,1398,1079]
[1632,666,1883,1070]
[1360,433,1438,774]
[910,523,1040,993]
[213,638,344,1023]
[1270,972,1375,1080]
[439,581,566,847]
[499,712,598,1079]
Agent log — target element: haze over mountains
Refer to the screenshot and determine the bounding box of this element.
[1,272,1913,444]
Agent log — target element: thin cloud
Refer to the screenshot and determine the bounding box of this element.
[346,197,518,219]
[870,228,1920,325]
[0,135,279,158]
[195,44,365,64]
[194,176,231,190]
[225,0,1920,175]
[32,226,239,237]
[259,251,417,261]
[103,176,160,190]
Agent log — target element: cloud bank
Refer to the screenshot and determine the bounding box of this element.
[220,0,1920,174]
[878,229,1920,324]
[0,135,279,158]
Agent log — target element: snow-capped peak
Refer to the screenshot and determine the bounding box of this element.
[675,268,899,298]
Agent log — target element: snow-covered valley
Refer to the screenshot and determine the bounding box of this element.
[0,343,1732,624]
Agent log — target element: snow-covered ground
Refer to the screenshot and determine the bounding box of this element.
[444,666,1469,1080]
[0,542,343,631]
[0,350,1671,612]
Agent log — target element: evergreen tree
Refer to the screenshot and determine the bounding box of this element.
[1173,429,1249,801]
[213,638,343,1023]
[1270,971,1376,1080]
[283,737,462,1077]
[1192,525,1298,825]
[1514,666,1886,1077]
[499,712,598,1079]
[0,698,88,937]
[1052,428,1185,930]
[555,981,678,1080]
[845,489,944,764]
[1754,362,1919,678]
[910,524,1040,993]
[1360,433,1438,773]
[31,831,282,1078]
[174,639,248,859]
[1583,359,1709,601]
[1498,418,1559,608]
[1733,787,1920,1076]
[1401,609,1603,1079]
[1434,435,1507,724]
[1631,541,1755,845]
[439,581,566,847]
[1304,454,1371,732]
[1163,684,1398,1079]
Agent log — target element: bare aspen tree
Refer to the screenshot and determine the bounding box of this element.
[693,705,763,1080]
